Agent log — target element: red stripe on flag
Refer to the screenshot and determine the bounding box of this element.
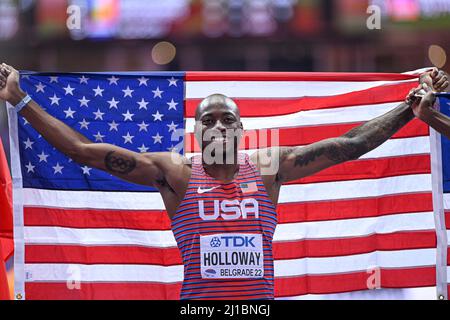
[186,71,418,82]
[277,192,433,223]
[185,82,418,117]
[273,231,436,259]
[24,267,435,299]
[25,282,182,300]
[288,154,430,184]
[185,119,429,152]
[445,211,450,229]
[25,267,436,300]
[274,266,436,297]
[25,245,182,265]
[24,208,171,230]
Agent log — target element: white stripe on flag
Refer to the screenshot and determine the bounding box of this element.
[360,136,429,159]
[23,188,165,210]
[185,102,400,132]
[274,248,436,277]
[24,263,183,283]
[186,80,416,98]
[444,194,450,210]
[274,212,435,241]
[278,174,431,203]
[23,249,434,283]
[24,226,177,247]
[279,287,437,300]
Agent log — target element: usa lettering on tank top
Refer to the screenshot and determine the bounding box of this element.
[171,153,278,300]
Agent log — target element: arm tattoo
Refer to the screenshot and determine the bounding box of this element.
[340,102,414,157]
[289,102,414,167]
[104,151,137,174]
[292,140,366,167]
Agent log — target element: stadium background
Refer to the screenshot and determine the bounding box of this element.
[0,0,449,299]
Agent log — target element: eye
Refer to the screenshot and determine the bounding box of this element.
[224,117,235,123]
[202,118,213,125]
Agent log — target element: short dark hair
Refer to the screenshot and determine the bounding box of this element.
[195,94,240,121]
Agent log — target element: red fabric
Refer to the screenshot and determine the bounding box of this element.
[0,243,10,300]
[0,138,13,262]
[0,138,12,300]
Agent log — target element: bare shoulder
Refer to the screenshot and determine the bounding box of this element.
[142,151,192,194]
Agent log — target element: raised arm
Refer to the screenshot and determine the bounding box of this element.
[0,63,187,190]
[253,69,449,184]
[272,101,414,183]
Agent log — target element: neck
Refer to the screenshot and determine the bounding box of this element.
[202,152,239,182]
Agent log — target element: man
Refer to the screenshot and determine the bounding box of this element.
[0,63,448,299]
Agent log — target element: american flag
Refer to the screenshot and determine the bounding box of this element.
[7,71,447,300]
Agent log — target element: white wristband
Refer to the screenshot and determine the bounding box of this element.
[14,95,32,113]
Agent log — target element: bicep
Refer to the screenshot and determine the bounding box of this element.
[74,143,164,187]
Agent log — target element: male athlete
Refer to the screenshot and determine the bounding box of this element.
[0,63,448,300]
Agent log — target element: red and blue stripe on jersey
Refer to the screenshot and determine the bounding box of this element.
[171,153,277,300]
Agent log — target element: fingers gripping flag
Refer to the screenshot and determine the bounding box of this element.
[7,71,445,300]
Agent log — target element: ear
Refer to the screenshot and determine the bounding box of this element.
[194,120,202,143]
[238,121,244,137]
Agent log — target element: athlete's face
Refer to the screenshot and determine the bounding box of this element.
[194,95,243,160]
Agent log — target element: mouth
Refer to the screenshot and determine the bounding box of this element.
[211,136,228,143]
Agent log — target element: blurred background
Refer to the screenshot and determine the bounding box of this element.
[1,0,449,72]
[1,0,450,299]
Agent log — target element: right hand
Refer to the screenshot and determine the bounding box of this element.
[0,63,25,105]
[406,83,436,119]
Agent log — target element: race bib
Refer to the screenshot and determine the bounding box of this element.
[200,233,264,279]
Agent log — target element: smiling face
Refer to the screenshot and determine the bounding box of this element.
[194,94,243,162]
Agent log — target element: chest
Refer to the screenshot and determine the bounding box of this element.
[175,179,277,225]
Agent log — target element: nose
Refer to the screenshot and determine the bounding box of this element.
[213,120,226,132]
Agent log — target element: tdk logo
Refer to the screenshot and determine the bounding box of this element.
[210,237,221,247]
[211,236,256,248]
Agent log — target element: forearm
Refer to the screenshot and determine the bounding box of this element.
[421,108,450,139]
[9,91,92,158]
[341,102,414,160]
[275,102,415,182]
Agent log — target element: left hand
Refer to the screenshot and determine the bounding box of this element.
[406,83,436,119]
[0,63,25,105]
